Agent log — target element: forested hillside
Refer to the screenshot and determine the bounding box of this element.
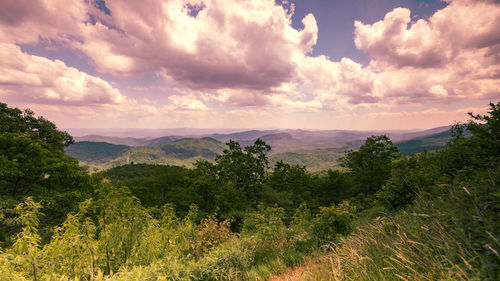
[65,142,131,163]
[395,129,451,155]
[67,129,450,172]
[0,102,498,280]
[65,138,227,172]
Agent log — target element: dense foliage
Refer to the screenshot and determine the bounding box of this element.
[0,103,92,245]
[339,135,399,195]
[307,102,500,280]
[0,102,498,280]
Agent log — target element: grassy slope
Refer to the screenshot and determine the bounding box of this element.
[273,178,498,281]
[306,198,494,280]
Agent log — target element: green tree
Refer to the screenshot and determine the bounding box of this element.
[376,152,443,210]
[378,101,500,212]
[92,181,151,274]
[7,198,43,280]
[265,161,314,212]
[190,160,219,214]
[340,135,399,194]
[215,139,271,206]
[0,103,73,151]
[41,199,100,279]
[313,169,353,206]
[463,101,500,168]
[0,103,92,245]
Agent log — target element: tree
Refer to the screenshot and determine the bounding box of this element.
[0,103,73,151]
[339,135,399,194]
[0,103,88,196]
[7,198,43,280]
[313,169,353,206]
[41,199,99,279]
[464,101,500,168]
[214,139,271,206]
[265,161,314,211]
[0,103,91,245]
[190,160,218,214]
[92,181,150,274]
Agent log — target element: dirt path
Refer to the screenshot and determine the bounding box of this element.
[269,255,324,281]
[269,265,309,281]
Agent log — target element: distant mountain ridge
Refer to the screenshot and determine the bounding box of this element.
[75,135,184,146]
[76,126,450,147]
[74,135,148,146]
[67,126,452,172]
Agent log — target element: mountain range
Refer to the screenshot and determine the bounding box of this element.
[66,127,452,172]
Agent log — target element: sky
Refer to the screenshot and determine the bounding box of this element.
[0,0,498,130]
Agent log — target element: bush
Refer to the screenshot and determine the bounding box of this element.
[312,202,354,241]
[193,215,233,259]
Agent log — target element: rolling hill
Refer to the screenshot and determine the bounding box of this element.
[66,137,227,171]
[269,148,347,172]
[65,141,130,163]
[74,135,148,146]
[160,137,225,159]
[66,127,453,172]
[395,129,451,155]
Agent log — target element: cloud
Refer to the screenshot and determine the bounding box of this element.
[74,0,317,91]
[214,88,276,106]
[0,0,87,44]
[0,0,320,106]
[353,0,500,69]
[0,43,126,106]
[0,42,209,125]
[287,0,500,110]
[297,56,378,107]
[0,0,498,122]
[167,94,208,111]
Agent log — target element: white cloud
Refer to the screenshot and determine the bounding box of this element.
[288,0,500,110]
[167,94,208,111]
[0,0,88,44]
[354,0,500,69]
[74,0,318,92]
[0,43,126,106]
[0,0,498,123]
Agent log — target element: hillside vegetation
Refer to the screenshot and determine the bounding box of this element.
[66,138,227,172]
[67,129,451,172]
[269,149,347,172]
[65,141,130,163]
[0,102,498,280]
[395,129,451,155]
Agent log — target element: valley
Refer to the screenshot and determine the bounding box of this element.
[66,127,452,172]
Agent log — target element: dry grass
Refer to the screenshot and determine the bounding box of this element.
[304,211,483,281]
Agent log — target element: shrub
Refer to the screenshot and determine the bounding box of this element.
[312,202,354,242]
[193,215,233,259]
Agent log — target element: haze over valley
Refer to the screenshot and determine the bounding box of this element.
[65,126,452,171]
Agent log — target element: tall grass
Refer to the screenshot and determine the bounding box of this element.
[306,179,499,281]
[308,216,480,280]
